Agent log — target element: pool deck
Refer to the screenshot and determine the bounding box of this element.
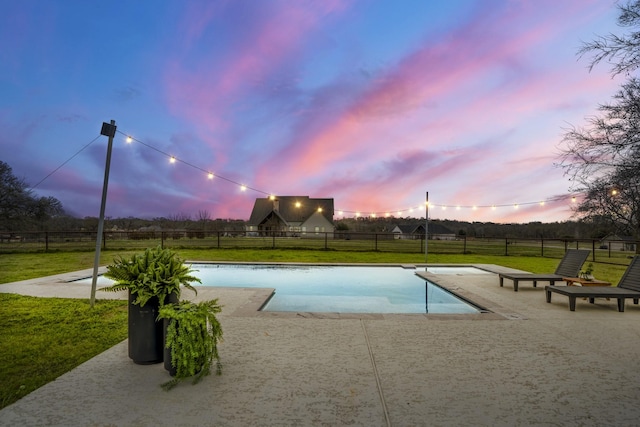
[2,264,640,426]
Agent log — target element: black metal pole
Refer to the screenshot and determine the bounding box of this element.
[90,120,116,307]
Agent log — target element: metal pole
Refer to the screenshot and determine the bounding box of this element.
[90,120,116,307]
[425,192,429,263]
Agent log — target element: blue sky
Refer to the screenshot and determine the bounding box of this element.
[0,0,625,222]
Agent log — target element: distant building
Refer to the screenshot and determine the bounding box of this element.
[600,234,637,252]
[246,196,335,237]
[391,223,456,240]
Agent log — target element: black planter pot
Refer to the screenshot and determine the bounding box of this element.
[128,292,163,365]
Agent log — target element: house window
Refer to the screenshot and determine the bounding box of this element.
[302,226,306,234]
[314,226,319,234]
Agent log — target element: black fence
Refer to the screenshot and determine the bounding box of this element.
[1,230,637,265]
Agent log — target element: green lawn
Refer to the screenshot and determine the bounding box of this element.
[0,248,631,410]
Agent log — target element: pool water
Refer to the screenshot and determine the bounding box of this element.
[78,264,484,314]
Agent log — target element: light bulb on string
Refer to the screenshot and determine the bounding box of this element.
[115,127,591,219]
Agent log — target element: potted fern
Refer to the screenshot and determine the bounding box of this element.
[101,246,200,364]
[158,299,223,390]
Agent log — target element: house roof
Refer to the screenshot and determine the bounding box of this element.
[395,224,425,234]
[247,196,334,226]
[428,223,455,235]
[394,223,454,235]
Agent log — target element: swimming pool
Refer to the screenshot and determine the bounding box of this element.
[80,263,484,314]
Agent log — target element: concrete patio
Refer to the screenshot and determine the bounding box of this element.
[1,264,640,426]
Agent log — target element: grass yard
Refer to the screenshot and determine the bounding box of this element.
[0,294,127,409]
[0,248,632,409]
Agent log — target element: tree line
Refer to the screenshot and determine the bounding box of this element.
[0,159,628,240]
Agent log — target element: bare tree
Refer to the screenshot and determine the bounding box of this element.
[579,1,640,76]
[559,1,640,248]
[559,77,640,244]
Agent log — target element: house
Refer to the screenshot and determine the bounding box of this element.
[246,196,335,238]
[600,234,638,252]
[391,224,425,240]
[391,223,456,240]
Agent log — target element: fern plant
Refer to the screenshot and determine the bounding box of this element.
[100,246,200,306]
[158,299,223,390]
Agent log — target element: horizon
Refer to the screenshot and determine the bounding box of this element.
[1,1,624,224]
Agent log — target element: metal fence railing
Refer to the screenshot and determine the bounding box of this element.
[0,230,637,266]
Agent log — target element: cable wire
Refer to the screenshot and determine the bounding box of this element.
[30,135,102,189]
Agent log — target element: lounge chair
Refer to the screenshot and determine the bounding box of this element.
[545,256,640,312]
[498,249,591,292]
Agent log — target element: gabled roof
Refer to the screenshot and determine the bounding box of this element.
[393,223,454,235]
[248,196,334,226]
[395,224,425,234]
[428,223,455,235]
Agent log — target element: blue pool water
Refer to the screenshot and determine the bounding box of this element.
[80,264,484,314]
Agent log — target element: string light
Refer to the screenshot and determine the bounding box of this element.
[114,129,587,219]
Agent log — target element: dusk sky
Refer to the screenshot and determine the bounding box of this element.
[1,1,625,223]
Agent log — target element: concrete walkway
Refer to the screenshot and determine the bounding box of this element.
[1,265,640,426]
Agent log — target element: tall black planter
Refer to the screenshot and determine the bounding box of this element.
[128,292,163,365]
